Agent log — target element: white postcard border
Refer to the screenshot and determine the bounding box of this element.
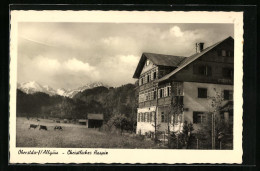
[9,10,243,164]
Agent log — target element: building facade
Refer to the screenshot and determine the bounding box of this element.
[133,36,234,135]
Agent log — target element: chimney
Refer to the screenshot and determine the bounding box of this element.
[196,42,204,53]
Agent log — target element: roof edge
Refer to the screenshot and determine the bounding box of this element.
[156,36,234,83]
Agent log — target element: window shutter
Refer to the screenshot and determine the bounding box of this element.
[164,87,167,97]
[151,112,154,122]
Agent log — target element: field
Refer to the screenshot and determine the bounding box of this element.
[16,117,159,148]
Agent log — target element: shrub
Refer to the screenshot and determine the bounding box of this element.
[169,121,195,149]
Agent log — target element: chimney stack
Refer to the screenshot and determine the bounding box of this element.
[196,42,204,53]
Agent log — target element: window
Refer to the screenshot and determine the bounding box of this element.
[221,50,226,56]
[159,89,163,98]
[149,112,153,122]
[161,112,168,123]
[173,82,183,96]
[222,68,233,79]
[218,50,233,57]
[198,88,207,98]
[153,90,156,99]
[227,51,233,57]
[193,112,206,124]
[198,65,212,76]
[153,72,157,79]
[224,90,233,100]
[146,60,150,66]
[137,113,140,122]
[147,113,150,122]
[151,112,155,122]
[141,113,144,122]
[147,74,150,82]
[161,112,165,123]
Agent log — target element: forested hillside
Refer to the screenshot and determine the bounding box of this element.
[16,84,138,122]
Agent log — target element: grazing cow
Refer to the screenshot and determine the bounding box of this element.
[56,120,60,123]
[54,126,63,130]
[29,124,38,129]
[36,119,40,122]
[39,125,47,130]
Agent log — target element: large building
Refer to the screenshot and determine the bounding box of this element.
[133,36,234,135]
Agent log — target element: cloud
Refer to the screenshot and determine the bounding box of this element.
[17,23,234,88]
[33,56,61,71]
[64,58,96,73]
[119,55,139,65]
[101,37,120,46]
[170,26,184,37]
[18,55,100,89]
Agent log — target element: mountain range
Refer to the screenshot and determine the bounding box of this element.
[17,81,107,98]
[16,83,138,122]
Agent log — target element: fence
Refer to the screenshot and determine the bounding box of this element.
[142,131,232,149]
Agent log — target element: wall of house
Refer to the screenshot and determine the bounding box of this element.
[137,105,183,134]
[141,59,155,74]
[136,106,156,134]
[183,82,233,130]
[172,39,234,85]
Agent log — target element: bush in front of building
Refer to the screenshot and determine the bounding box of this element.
[168,121,195,149]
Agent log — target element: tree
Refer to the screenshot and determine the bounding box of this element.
[197,88,233,149]
[169,121,195,149]
[107,114,130,135]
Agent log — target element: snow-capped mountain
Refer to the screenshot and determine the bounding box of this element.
[17,81,57,96]
[65,82,106,98]
[18,81,107,98]
[56,88,67,96]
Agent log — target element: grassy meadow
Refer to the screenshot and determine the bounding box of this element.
[16,117,159,148]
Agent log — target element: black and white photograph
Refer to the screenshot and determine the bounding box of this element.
[9,11,243,164]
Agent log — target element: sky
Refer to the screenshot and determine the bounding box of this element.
[17,22,233,89]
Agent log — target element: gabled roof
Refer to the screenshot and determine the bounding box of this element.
[88,114,104,120]
[133,53,186,78]
[156,36,234,83]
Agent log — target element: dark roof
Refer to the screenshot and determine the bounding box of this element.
[88,114,104,120]
[156,36,234,82]
[143,53,186,66]
[133,53,186,78]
